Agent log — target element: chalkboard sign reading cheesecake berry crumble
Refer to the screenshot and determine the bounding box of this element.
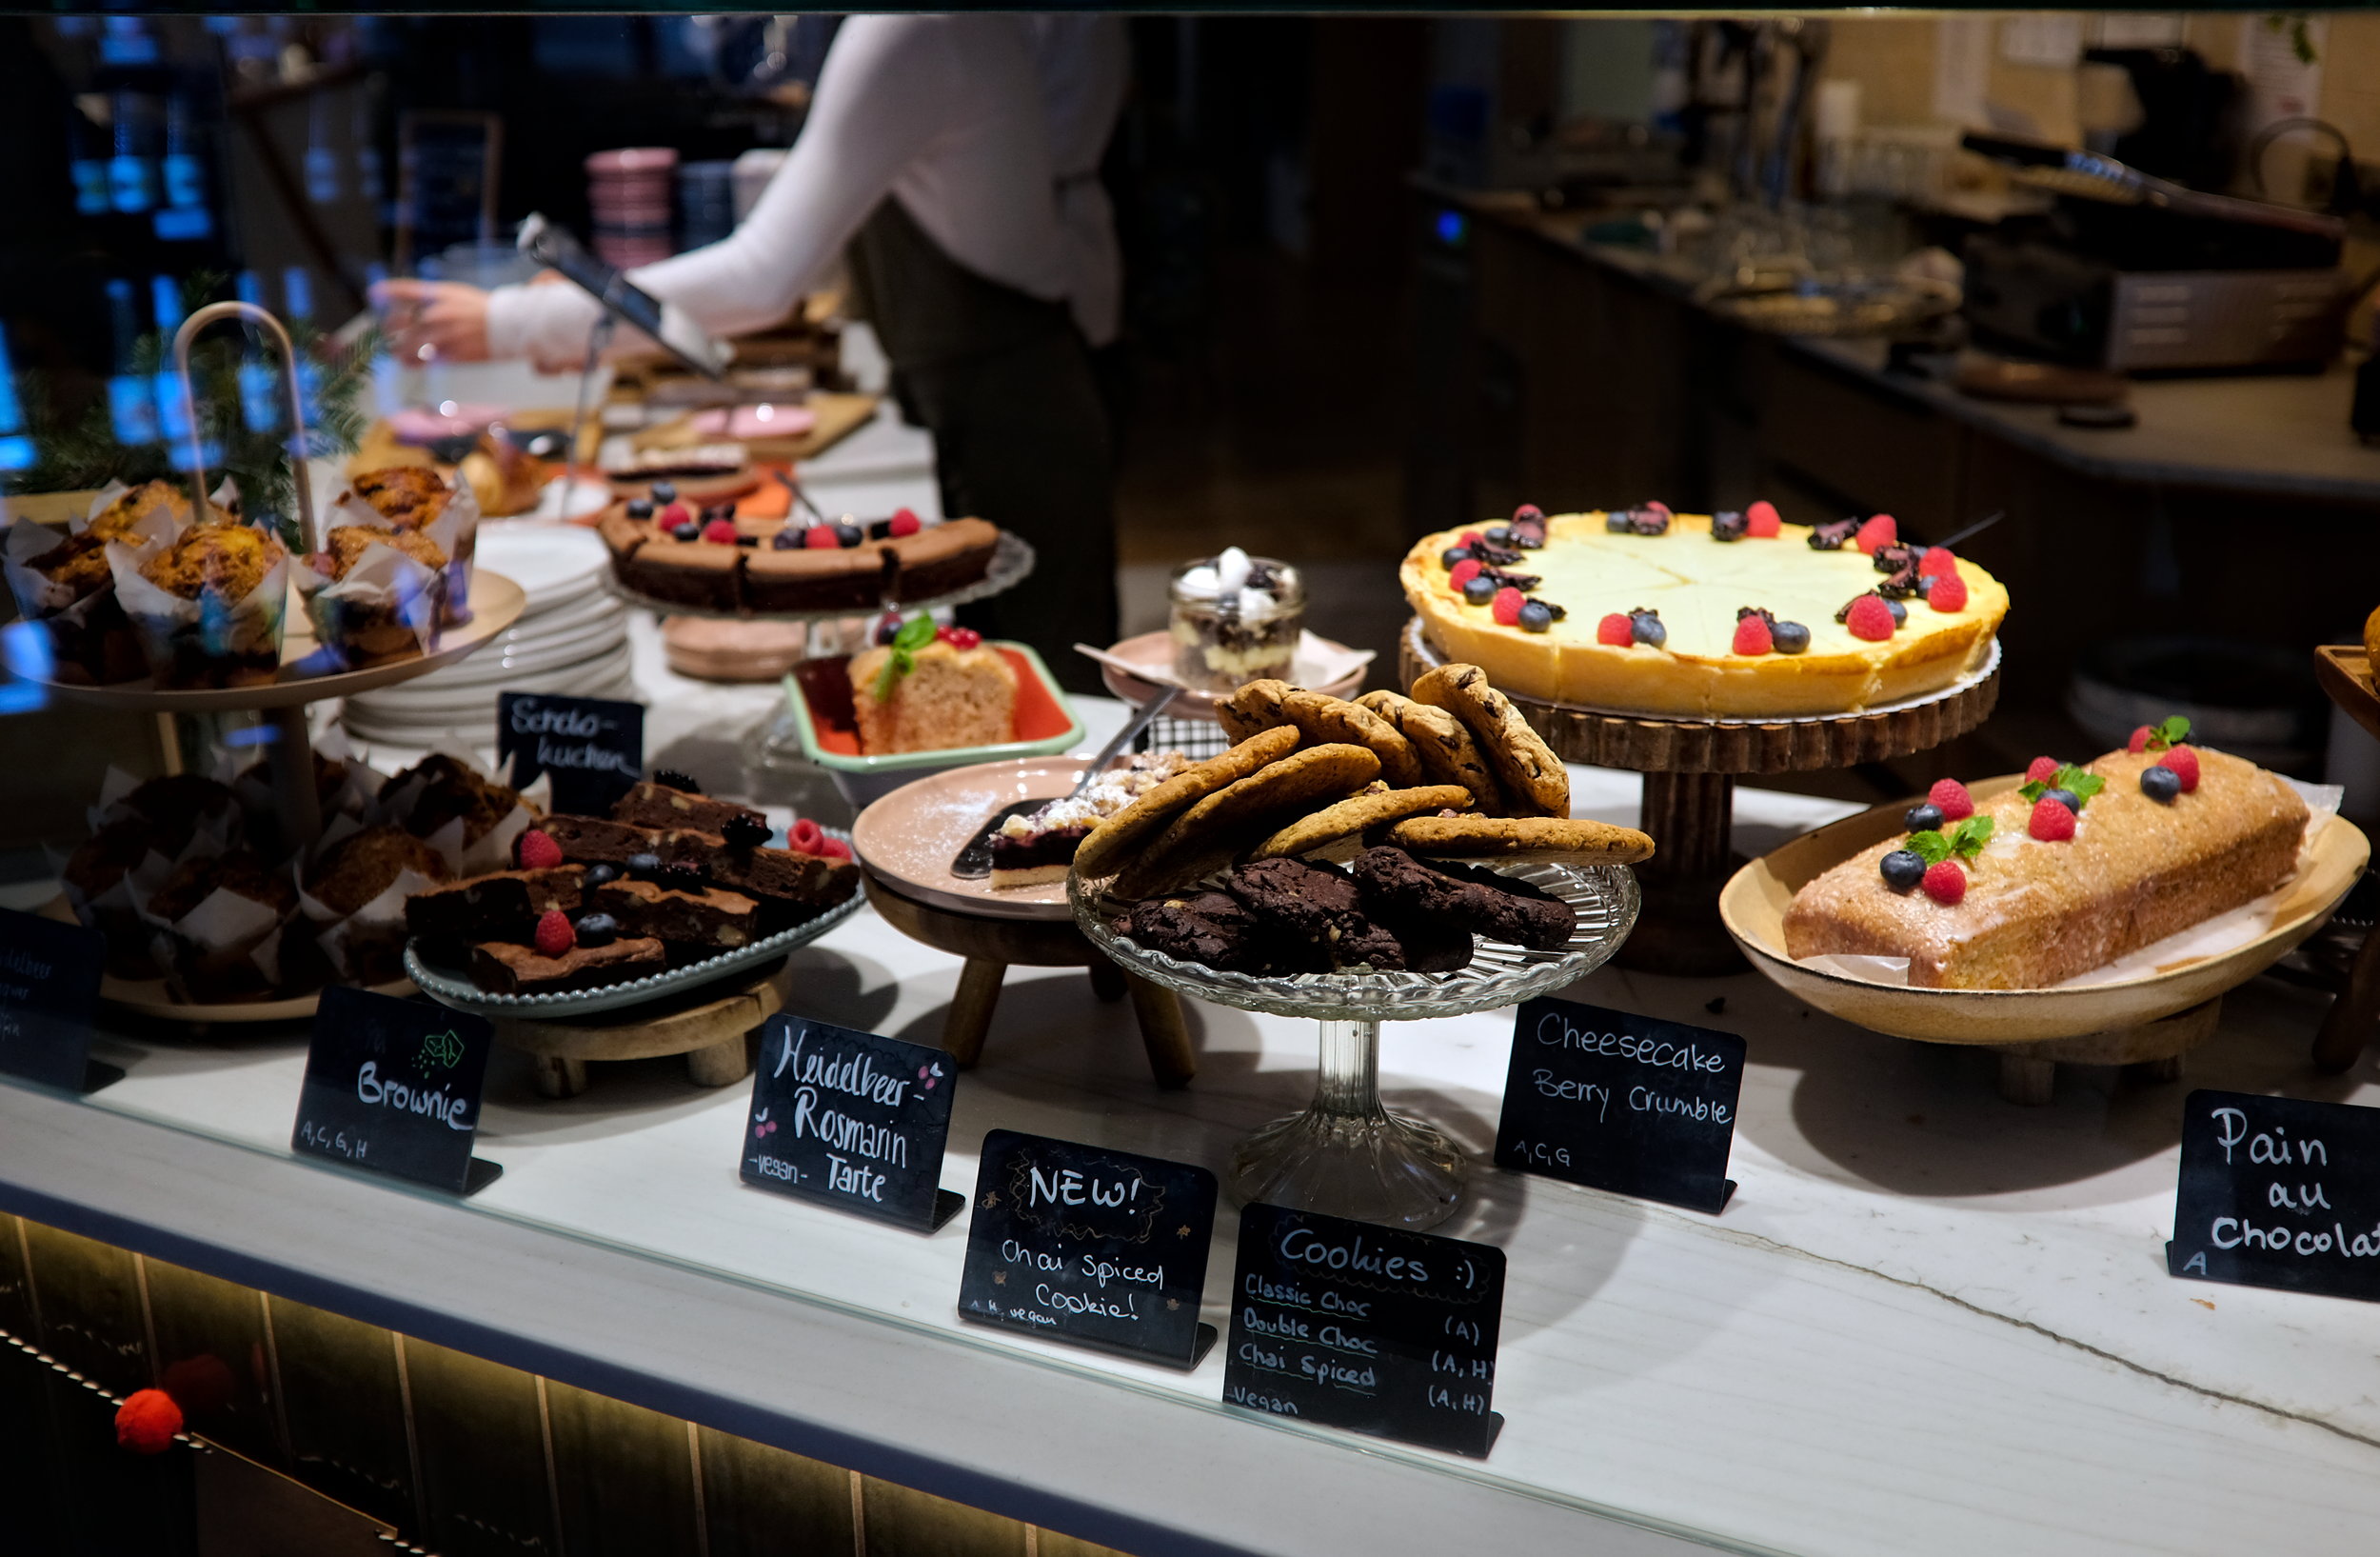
[0,908,116,1093]
[1223,1203,1504,1458]
[958,1129,1218,1367]
[2169,1088,2380,1305]
[291,986,501,1195]
[741,1015,962,1232]
[1494,996,1743,1213]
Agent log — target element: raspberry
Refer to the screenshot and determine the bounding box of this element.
[1731,614,1773,655]
[2159,745,2201,793]
[818,836,851,861]
[1459,530,1484,548]
[659,502,691,528]
[1745,500,1781,537]
[2025,756,2060,785]
[534,910,575,957]
[516,829,564,870]
[1918,545,1959,579]
[946,627,982,650]
[1844,594,1895,641]
[701,518,738,545]
[1642,500,1672,516]
[2028,796,2076,841]
[803,525,841,549]
[1854,513,1897,554]
[2128,726,2154,753]
[1597,612,1634,647]
[1920,862,1966,905]
[1928,778,1974,821]
[1926,570,1968,612]
[888,508,922,537]
[788,818,824,855]
[1448,558,1483,591]
[1512,503,1544,523]
[1491,587,1526,626]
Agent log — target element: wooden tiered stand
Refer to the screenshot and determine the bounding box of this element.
[1401,619,2001,975]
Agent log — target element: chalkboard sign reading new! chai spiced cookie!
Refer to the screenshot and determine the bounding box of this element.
[741,1015,962,1231]
[958,1129,1219,1367]
[2169,1088,2380,1304]
[291,986,501,1195]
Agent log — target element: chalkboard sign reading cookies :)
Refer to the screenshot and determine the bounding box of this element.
[0,908,116,1093]
[498,692,644,816]
[741,1016,962,1231]
[1223,1203,1505,1458]
[291,986,500,1195]
[2169,1088,2380,1304]
[958,1129,1218,1367]
[1495,996,1743,1213]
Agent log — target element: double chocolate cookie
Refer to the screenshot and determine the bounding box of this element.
[1350,847,1575,950]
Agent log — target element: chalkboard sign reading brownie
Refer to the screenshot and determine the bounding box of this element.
[291,986,500,1195]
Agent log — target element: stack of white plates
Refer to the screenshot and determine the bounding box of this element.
[341,523,636,747]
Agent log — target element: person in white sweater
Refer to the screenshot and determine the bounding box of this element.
[376,13,1128,680]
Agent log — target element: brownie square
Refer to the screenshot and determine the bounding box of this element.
[535,814,663,866]
[657,828,858,908]
[469,936,665,993]
[610,781,765,837]
[405,866,585,945]
[593,879,761,949]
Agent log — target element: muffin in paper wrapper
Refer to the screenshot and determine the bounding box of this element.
[230,728,383,842]
[293,814,445,988]
[368,744,545,877]
[296,535,445,669]
[327,472,480,626]
[109,530,290,689]
[129,839,305,1004]
[3,485,182,685]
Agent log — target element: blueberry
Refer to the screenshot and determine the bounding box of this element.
[833,522,863,548]
[1440,546,1473,569]
[873,613,904,646]
[1486,526,1512,545]
[625,852,662,880]
[625,498,654,520]
[2043,787,2080,812]
[1631,611,1666,648]
[1461,574,1498,606]
[650,480,678,504]
[1710,510,1747,542]
[583,862,621,888]
[1512,527,1544,549]
[1905,803,1945,833]
[1606,511,1633,533]
[1879,849,1926,890]
[1771,621,1811,654]
[672,521,700,542]
[2140,765,2182,803]
[770,528,801,549]
[1886,598,1907,626]
[573,912,619,948]
[1517,600,1555,632]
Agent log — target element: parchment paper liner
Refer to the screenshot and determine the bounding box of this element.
[108,529,290,689]
[3,485,180,684]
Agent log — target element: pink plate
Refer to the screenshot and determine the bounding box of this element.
[849,756,1102,922]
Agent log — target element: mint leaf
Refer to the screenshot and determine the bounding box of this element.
[893,614,937,651]
[2064,770,2105,806]
[1949,815,1993,859]
[2152,715,2191,749]
[2018,780,2047,803]
[873,646,914,703]
[1907,830,1952,866]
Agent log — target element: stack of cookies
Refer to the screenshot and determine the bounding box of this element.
[1076,663,1654,976]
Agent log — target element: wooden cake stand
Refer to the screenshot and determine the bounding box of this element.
[491,960,784,1098]
[1402,618,2000,975]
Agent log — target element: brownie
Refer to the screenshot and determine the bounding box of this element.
[623,539,741,609]
[656,828,859,927]
[1351,847,1573,950]
[744,542,890,612]
[1117,891,1275,973]
[592,878,760,949]
[470,935,664,994]
[405,866,585,944]
[610,781,764,837]
[888,518,1000,602]
[535,814,663,866]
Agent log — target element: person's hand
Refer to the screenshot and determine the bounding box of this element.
[370,278,493,363]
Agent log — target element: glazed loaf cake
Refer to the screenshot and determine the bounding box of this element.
[1783,748,2309,989]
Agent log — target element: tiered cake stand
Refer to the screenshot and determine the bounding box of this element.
[2310,643,2380,1072]
[1073,861,1640,1231]
[1401,617,2000,975]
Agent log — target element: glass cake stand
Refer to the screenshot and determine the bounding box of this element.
[1072,861,1641,1229]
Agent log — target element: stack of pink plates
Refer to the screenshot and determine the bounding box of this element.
[586,147,677,269]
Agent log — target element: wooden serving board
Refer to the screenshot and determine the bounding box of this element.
[629,391,879,465]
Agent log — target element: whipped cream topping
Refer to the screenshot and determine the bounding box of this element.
[1002,750,1194,839]
[1173,546,1299,621]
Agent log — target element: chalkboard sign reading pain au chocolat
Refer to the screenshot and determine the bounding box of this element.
[741,1016,962,1232]
[2169,1088,2380,1305]
[1223,1204,1505,1458]
[958,1129,1219,1367]
[291,986,500,1195]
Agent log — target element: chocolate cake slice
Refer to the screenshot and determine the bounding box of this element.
[611,780,765,837]
[592,879,760,949]
[406,866,585,945]
[534,814,663,866]
[470,936,664,993]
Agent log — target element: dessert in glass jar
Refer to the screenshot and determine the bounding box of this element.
[1168,547,1304,692]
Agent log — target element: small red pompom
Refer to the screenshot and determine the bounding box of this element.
[1731,614,1773,655]
[2159,745,2201,793]
[701,518,738,545]
[2029,796,2077,841]
[1918,545,1959,579]
[888,508,922,537]
[1927,571,1968,612]
[1844,594,1895,641]
[2026,756,2060,785]
[1928,778,1974,821]
[1490,587,1525,626]
[515,830,564,871]
[115,1389,182,1455]
[788,818,824,856]
[1920,862,1967,905]
[1447,558,1482,592]
[1596,612,1634,647]
[803,526,841,549]
[1745,500,1781,537]
[534,910,574,957]
[1854,513,1897,554]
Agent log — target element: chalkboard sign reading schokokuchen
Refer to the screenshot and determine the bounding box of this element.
[2169,1088,2380,1304]
[741,1016,962,1231]
[0,908,117,1094]
[498,692,644,817]
[1495,996,1742,1213]
[291,986,501,1195]
[958,1129,1218,1367]
[1223,1203,1505,1458]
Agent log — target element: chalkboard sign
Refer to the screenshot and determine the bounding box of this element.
[1222,1203,1504,1458]
[958,1129,1218,1367]
[291,986,500,1195]
[2168,1088,2380,1303]
[498,692,645,817]
[741,1016,961,1232]
[1494,996,1743,1213]
[0,908,117,1093]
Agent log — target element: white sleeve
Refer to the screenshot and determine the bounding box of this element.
[486,16,960,368]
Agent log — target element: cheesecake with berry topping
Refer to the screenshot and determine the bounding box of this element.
[1400,505,2007,717]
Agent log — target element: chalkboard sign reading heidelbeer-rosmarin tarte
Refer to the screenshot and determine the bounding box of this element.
[291,986,500,1195]
[2169,1088,2380,1305]
[741,1015,962,1231]
[1223,1203,1505,1458]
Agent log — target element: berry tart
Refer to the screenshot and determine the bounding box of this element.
[1400,504,2006,717]
[987,751,1194,888]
